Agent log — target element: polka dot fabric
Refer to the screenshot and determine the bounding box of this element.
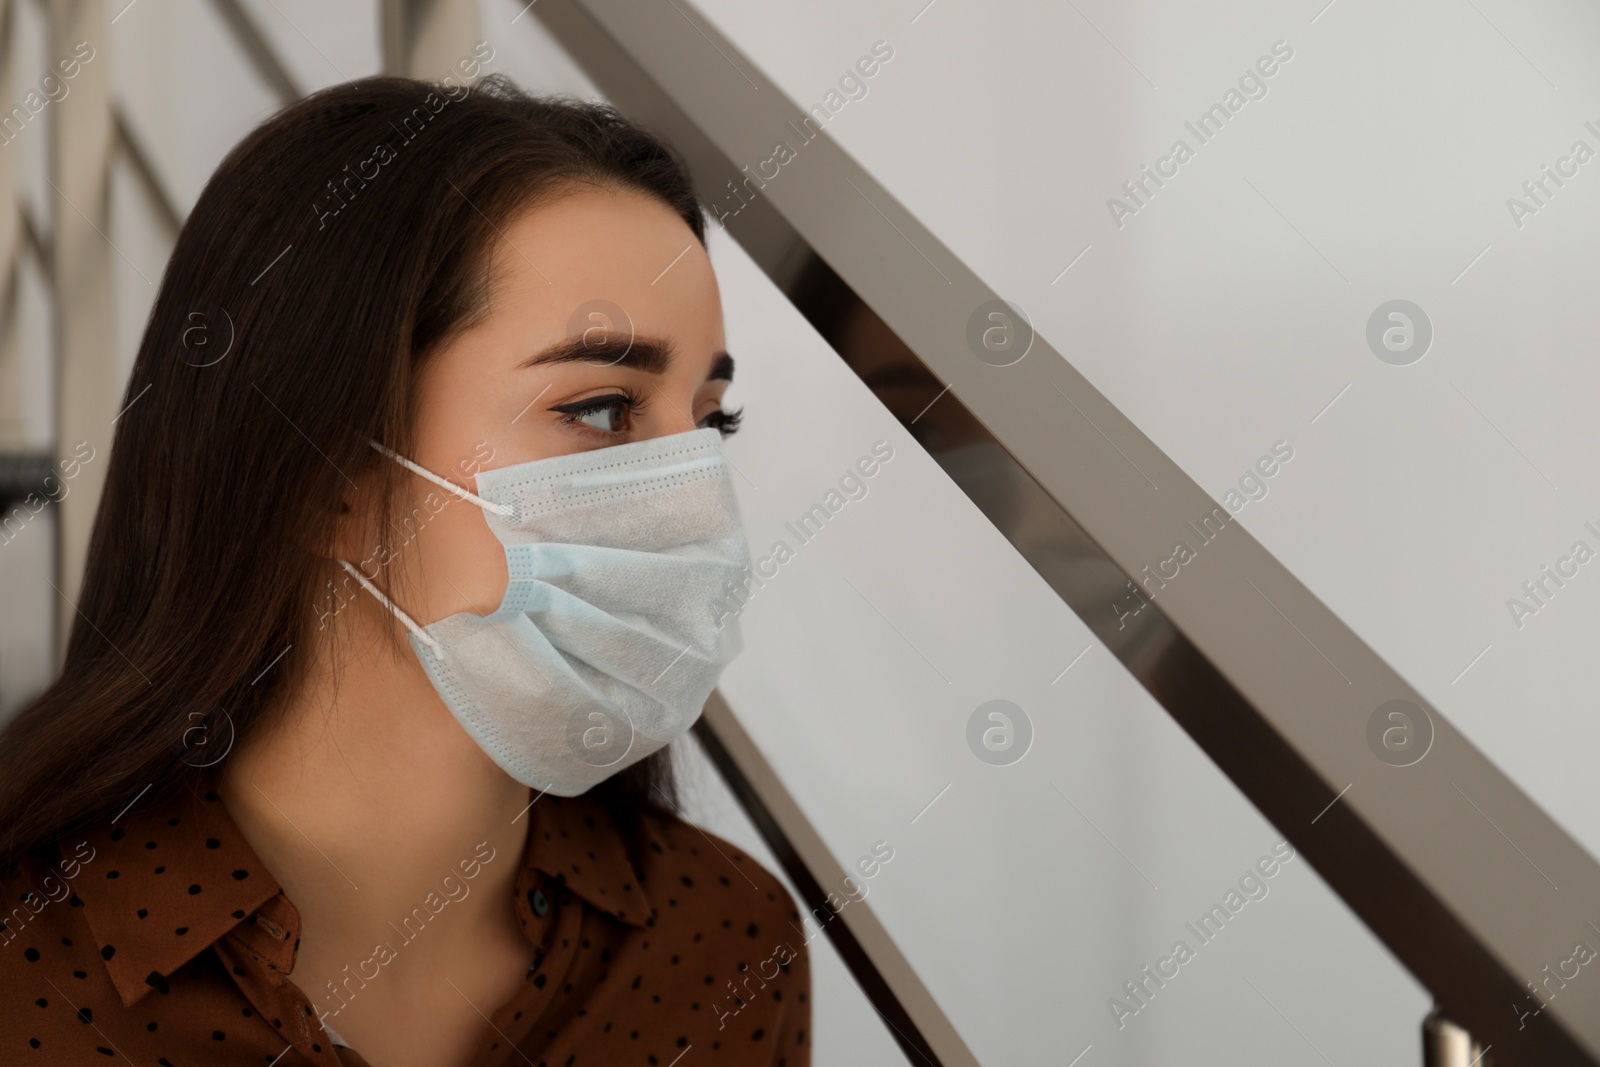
[0,774,810,1065]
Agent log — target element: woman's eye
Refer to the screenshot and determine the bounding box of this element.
[553,392,638,436]
[575,399,628,434]
[553,393,739,438]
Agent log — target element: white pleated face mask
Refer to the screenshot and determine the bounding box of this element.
[338,426,752,796]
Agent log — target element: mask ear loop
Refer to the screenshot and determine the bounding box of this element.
[338,560,448,661]
[367,439,513,518]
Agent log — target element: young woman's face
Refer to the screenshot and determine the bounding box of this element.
[347,185,735,627]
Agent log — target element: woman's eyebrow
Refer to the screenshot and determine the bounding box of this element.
[520,334,735,383]
[519,335,672,373]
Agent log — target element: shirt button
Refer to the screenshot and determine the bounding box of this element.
[531,888,550,917]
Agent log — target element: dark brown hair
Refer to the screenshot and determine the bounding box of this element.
[0,73,706,865]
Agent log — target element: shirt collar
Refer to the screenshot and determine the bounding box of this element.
[73,773,283,1009]
[75,776,656,1009]
[522,792,653,929]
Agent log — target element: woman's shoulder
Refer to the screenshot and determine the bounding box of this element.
[632,803,803,929]
[0,839,114,1048]
[0,838,100,960]
[538,792,813,1059]
[624,802,812,1052]
[535,790,806,949]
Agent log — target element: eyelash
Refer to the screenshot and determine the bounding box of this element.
[707,407,743,436]
[552,386,744,439]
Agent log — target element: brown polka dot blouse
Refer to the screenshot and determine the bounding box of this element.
[0,775,810,1065]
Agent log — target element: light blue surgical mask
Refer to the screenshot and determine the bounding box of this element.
[339,426,752,795]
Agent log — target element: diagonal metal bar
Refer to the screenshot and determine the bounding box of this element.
[49,0,116,648]
[0,0,17,362]
[206,0,303,104]
[19,203,50,277]
[691,695,967,1067]
[111,105,183,237]
[382,0,478,79]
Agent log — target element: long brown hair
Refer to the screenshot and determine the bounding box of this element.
[0,73,705,865]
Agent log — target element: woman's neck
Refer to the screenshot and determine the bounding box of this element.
[217,615,533,991]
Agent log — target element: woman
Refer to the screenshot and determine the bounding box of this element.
[0,74,809,1067]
